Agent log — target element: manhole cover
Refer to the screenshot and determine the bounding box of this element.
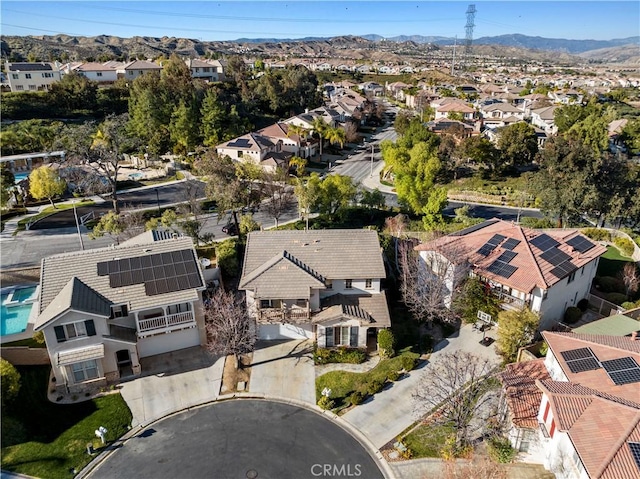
[246,469,258,479]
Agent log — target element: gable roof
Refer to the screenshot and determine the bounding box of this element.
[37,236,204,326]
[415,219,607,293]
[574,314,640,336]
[240,230,385,290]
[73,62,116,72]
[499,359,550,428]
[7,62,55,72]
[312,292,390,327]
[217,132,274,152]
[123,60,162,70]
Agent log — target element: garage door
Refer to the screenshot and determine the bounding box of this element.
[137,327,201,358]
[258,323,313,340]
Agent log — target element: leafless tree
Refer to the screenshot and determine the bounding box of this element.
[204,288,256,368]
[398,238,470,324]
[414,351,498,449]
[343,120,360,144]
[261,170,295,228]
[620,262,639,299]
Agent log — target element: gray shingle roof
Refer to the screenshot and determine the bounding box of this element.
[241,230,385,286]
[313,292,390,327]
[38,237,203,326]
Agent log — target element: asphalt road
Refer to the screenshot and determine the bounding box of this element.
[88,400,384,479]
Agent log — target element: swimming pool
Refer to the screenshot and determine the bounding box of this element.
[1,285,38,336]
[14,173,29,183]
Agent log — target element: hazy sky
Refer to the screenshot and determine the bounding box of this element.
[2,1,638,41]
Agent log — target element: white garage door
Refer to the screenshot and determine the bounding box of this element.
[137,327,201,358]
[258,323,313,340]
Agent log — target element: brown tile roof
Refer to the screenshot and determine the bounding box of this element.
[73,62,116,72]
[499,359,550,428]
[415,219,606,293]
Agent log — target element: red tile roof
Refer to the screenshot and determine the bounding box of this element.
[499,359,550,428]
[415,219,607,293]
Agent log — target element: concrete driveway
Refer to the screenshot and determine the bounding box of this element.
[249,340,316,404]
[120,346,224,427]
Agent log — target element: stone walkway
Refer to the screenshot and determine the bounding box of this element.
[314,354,381,377]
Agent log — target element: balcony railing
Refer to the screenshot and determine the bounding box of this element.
[137,311,195,337]
[492,289,527,310]
[258,308,310,322]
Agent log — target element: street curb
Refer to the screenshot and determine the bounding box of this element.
[77,393,395,479]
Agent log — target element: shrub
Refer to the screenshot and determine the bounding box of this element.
[367,379,384,396]
[0,359,21,409]
[418,334,433,354]
[317,395,335,410]
[313,348,332,364]
[400,448,413,459]
[614,237,635,257]
[401,355,418,372]
[387,370,400,382]
[349,391,364,406]
[215,239,238,277]
[563,306,582,324]
[539,342,548,357]
[582,228,610,242]
[596,276,626,293]
[314,347,366,365]
[377,329,396,358]
[622,301,637,310]
[607,292,628,306]
[577,298,589,312]
[32,331,45,345]
[487,436,516,464]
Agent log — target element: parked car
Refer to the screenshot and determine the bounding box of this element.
[222,221,238,236]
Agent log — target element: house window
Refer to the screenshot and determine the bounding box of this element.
[97,72,102,77]
[110,304,128,318]
[260,299,280,309]
[325,326,358,347]
[128,71,134,76]
[567,271,576,284]
[15,85,23,90]
[365,279,373,289]
[29,85,36,90]
[326,280,332,290]
[11,74,18,79]
[71,360,99,382]
[25,73,32,79]
[237,151,243,158]
[204,67,210,72]
[167,303,191,315]
[296,299,307,307]
[345,279,353,289]
[54,320,97,342]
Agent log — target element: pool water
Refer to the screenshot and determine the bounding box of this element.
[1,286,37,336]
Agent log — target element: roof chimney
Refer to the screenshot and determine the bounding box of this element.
[632,331,638,341]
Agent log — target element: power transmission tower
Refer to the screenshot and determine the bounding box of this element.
[465,4,476,59]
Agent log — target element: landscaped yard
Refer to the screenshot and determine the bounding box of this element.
[315,348,420,408]
[1,366,132,479]
[402,422,456,458]
[597,245,634,278]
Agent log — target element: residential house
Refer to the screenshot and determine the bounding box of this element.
[479,102,525,127]
[549,90,584,105]
[239,230,391,347]
[69,62,118,83]
[431,98,476,121]
[5,62,61,92]
[216,132,291,172]
[414,219,607,328]
[257,122,317,159]
[185,58,224,82]
[530,106,558,135]
[499,332,640,479]
[426,118,476,138]
[34,233,208,394]
[119,60,162,80]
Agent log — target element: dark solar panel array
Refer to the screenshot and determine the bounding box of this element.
[502,238,521,250]
[560,347,602,374]
[629,442,640,472]
[97,249,202,296]
[541,247,572,266]
[550,261,577,279]
[601,356,640,386]
[487,260,517,279]
[228,138,251,148]
[497,251,517,263]
[477,244,497,257]
[530,233,559,252]
[450,219,498,236]
[566,235,596,253]
[487,234,506,246]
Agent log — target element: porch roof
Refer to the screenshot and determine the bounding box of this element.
[57,344,105,366]
[313,292,390,328]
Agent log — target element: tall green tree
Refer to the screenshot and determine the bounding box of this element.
[48,71,98,113]
[169,99,200,154]
[453,277,500,324]
[496,308,540,363]
[496,122,539,168]
[1,165,15,208]
[29,166,66,208]
[313,174,357,217]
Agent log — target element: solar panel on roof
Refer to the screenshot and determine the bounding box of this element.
[130,257,141,270]
[560,348,594,362]
[602,357,639,372]
[502,238,521,250]
[530,233,559,252]
[629,442,640,472]
[141,256,152,268]
[187,273,202,288]
[540,247,572,266]
[97,262,109,276]
[609,369,640,386]
[487,234,506,246]
[566,236,596,253]
[110,274,122,288]
[566,357,601,374]
[450,219,499,236]
[550,262,577,279]
[144,282,157,295]
[120,271,133,287]
[477,244,497,256]
[497,251,517,263]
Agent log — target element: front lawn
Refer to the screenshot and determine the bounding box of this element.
[1,366,132,479]
[402,422,456,458]
[597,245,634,278]
[315,348,420,407]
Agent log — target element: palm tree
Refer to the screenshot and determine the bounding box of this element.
[286,123,309,157]
[326,126,346,150]
[312,117,329,159]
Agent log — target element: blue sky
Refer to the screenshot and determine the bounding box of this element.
[1,1,638,41]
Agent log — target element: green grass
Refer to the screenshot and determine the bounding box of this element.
[597,246,634,277]
[402,422,456,458]
[15,200,95,232]
[315,348,420,407]
[1,366,132,479]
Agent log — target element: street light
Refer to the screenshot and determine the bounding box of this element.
[369,144,375,177]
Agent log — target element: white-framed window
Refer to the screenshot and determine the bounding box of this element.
[110,304,129,318]
[97,72,102,77]
[167,303,191,314]
[71,360,99,382]
[260,299,280,309]
[325,280,333,290]
[365,279,373,289]
[65,321,87,339]
[15,85,24,90]
[324,326,358,347]
[25,73,32,79]
[237,151,243,158]
[29,85,36,90]
[345,279,353,289]
[11,73,18,79]
[54,320,96,342]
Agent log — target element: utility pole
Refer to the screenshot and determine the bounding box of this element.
[451,36,457,76]
[370,144,375,177]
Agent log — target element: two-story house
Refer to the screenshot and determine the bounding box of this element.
[415,219,607,328]
[185,58,225,82]
[34,233,207,395]
[256,122,317,159]
[67,62,118,83]
[216,132,290,172]
[499,332,640,479]
[119,60,162,80]
[479,102,526,127]
[5,62,62,92]
[239,230,391,348]
[530,106,558,135]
